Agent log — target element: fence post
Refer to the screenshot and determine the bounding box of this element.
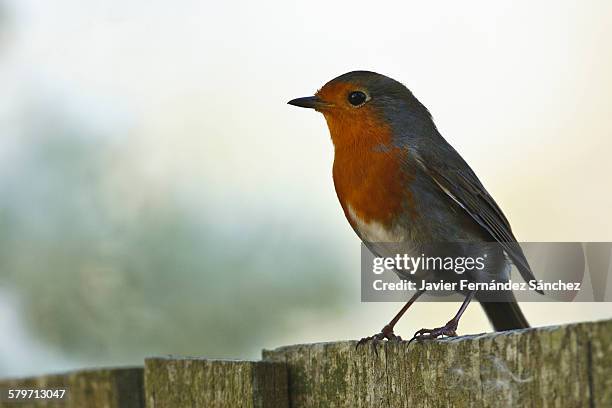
[263,320,612,407]
[0,367,143,408]
[144,358,288,408]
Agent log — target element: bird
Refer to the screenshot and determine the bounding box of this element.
[287,71,540,343]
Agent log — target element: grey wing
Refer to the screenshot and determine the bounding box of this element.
[414,147,541,292]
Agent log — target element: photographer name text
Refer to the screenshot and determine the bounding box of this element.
[372,279,582,292]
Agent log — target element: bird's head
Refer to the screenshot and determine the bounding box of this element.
[288,71,434,149]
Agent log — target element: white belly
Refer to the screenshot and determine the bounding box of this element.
[347,204,405,242]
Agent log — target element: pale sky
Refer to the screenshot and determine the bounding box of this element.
[3,0,612,239]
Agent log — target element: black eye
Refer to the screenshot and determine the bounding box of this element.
[348,91,367,106]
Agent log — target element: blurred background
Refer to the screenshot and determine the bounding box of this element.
[1,0,611,377]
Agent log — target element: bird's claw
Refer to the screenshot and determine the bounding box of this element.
[356,325,402,354]
[408,321,458,344]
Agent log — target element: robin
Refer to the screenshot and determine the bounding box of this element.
[288,71,540,344]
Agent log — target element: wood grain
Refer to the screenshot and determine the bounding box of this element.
[0,367,143,408]
[144,358,288,408]
[263,320,612,407]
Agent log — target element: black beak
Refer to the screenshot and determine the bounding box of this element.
[287,96,326,109]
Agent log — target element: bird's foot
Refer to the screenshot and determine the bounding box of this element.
[356,325,402,351]
[408,320,458,343]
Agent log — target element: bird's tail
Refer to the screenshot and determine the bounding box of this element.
[480,299,530,331]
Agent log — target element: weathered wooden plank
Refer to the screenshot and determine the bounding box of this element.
[263,319,612,408]
[0,367,144,408]
[144,357,288,408]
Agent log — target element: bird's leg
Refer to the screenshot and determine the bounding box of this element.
[409,290,476,343]
[356,289,425,348]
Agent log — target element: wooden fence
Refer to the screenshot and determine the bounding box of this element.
[1,319,610,407]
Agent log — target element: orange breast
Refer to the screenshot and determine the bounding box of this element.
[325,106,416,229]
